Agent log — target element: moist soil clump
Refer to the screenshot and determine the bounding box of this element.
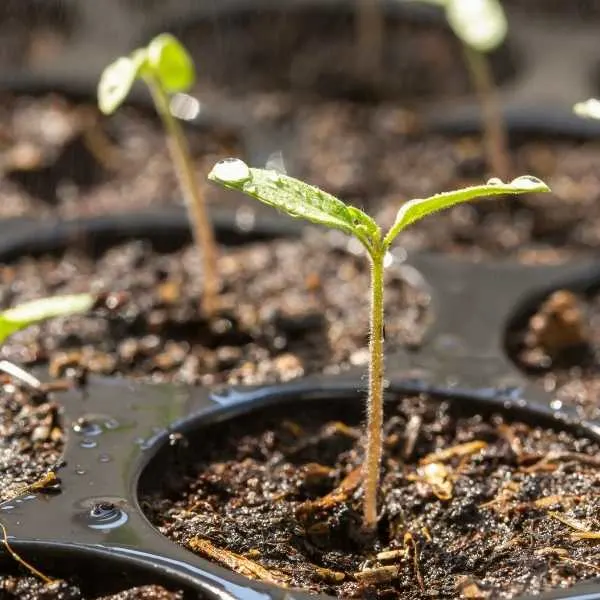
[0,94,240,219]
[0,578,182,600]
[143,394,600,599]
[0,379,63,502]
[0,232,429,386]
[508,287,600,420]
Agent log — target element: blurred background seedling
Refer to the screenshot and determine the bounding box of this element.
[98,33,220,316]
[415,0,511,180]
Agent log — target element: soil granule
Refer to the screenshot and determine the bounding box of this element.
[143,393,600,599]
[0,231,429,386]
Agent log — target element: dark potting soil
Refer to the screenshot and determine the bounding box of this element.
[0,1,73,71]
[0,232,429,385]
[288,102,600,264]
[4,95,600,263]
[507,288,600,421]
[0,94,240,219]
[143,394,600,599]
[178,4,514,104]
[0,379,63,502]
[0,578,182,600]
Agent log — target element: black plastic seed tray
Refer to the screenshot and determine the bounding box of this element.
[0,211,598,599]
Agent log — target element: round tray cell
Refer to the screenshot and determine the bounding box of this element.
[139,387,600,599]
[505,269,600,420]
[165,2,517,104]
[0,91,242,221]
[0,543,205,598]
[0,213,430,386]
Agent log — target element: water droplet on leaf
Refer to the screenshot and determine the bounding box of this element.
[486,177,503,185]
[210,158,251,184]
[510,175,544,190]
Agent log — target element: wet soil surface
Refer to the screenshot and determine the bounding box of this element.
[0,232,429,385]
[0,379,63,502]
[4,94,600,262]
[0,578,182,599]
[0,94,240,219]
[143,394,600,599]
[0,1,74,71]
[178,5,514,104]
[284,102,600,264]
[508,287,600,421]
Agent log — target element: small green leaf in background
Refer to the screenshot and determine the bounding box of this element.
[574,98,600,120]
[98,56,142,115]
[416,0,507,53]
[384,176,549,245]
[446,0,507,53]
[0,294,95,345]
[147,33,195,93]
[209,159,379,244]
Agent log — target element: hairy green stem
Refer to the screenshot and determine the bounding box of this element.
[463,46,510,181]
[146,77,220,315]
[364,248,385,530]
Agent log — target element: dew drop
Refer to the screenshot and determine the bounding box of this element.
[98,453,112,463]
[486,177,503,185]
[79,438,98,449]
[75,468,86,475]
[383,251,394,268]
[235,206,256,232]
[72,418,103,437]
[210,158,251,184]
[104,418,120,430]
[550,399,563,411]
[86,502,128,531]
[510,175,544,190]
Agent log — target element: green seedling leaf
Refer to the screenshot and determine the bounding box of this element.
[574,98,600,120]
[417,0,507,52]
[147,33,195,93]
[384,176,549,246]
[446,0,507,52]
[0,294,95,345]
[98,52,147,115]
[209,159,379,244]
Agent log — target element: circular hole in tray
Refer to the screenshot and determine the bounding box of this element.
[0,541,210,598]
[138,386,600,599]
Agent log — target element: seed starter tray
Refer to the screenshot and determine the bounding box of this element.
[0,211,598,599]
